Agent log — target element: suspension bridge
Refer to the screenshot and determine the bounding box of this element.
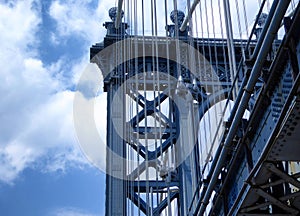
[89,0,300,215]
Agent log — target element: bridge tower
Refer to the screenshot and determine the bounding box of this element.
[90,5,245,214]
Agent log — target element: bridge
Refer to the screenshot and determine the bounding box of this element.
[90,0,300,215]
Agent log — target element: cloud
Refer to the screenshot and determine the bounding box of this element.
[0,0,106,184]
[49,0,108,45]
[0,1,41,52]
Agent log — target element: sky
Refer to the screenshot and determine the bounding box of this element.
[0,0,113,215]
[0,0,275,215]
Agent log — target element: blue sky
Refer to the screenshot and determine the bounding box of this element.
[0,0,113,215]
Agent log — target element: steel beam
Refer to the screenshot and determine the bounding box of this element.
[266,163,300,189]
[129,180,179,193]
[255,188,299,214]
[240,190,300,213]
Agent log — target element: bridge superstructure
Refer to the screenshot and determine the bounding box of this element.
[90,0,300,215]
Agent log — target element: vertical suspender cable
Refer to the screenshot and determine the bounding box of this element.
[150,0,155,211]
[234,0,246,62]
[152,0,161,209]
[242,0,249,39]
[133,0,141,215]
[223,0,239,99]
[126,3,130,213]
[143,0,150,214]
[186,0,198,210]
[198,0,210,176]
[203,0,214,173]
[126,2,130,214]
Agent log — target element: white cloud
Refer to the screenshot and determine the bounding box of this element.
[49,0,107,45]
[0,1,40,52]
[0,1,104,184]
[0,142,38,183]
